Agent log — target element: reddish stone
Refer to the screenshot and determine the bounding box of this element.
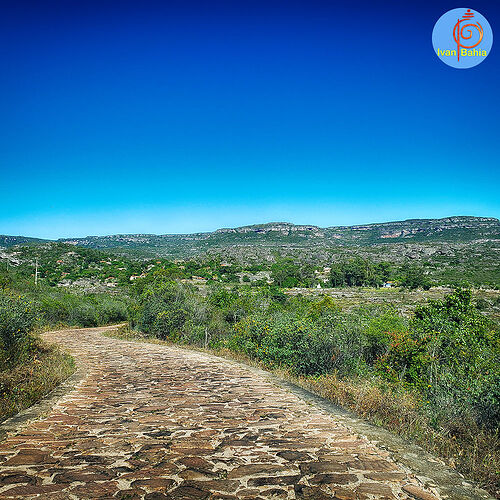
[247,474,301,486]
[144,493,171,500]
[176,456,214,473]
[69,481,119,497]
[356,482,396,498]
[131,478,176,490]
[332,489,358,500]
[0,474,41,485]
[53,471,114,483]
[402,484,440,500]
[114,488,146,498]
[259,488,289,498]
[2,449,57,466]
[276,450,311,461]
[294,484,333,499]
[1,484,67,497]
[227,464,286,478]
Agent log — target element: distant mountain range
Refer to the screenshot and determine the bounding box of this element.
[1,216,499,258]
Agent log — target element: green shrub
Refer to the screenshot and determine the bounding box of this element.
[229,307,366,376]
[364,309,407,363]
[375,330,432,391]
[138,282,190,339]
[376,290,500,429]
[36,291,128,327]
[0,291,37,367]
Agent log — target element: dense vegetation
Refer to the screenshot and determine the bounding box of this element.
[0,289,75,422]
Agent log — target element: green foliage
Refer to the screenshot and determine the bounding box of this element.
[305,295,341,321]
[0,242,149,290]
[363,309,407,363]
[400,263,431,290]
[229,313,337,375]
[259,286,287,305]
[328,257,387,287]
[0,291,37,367]
[376,290,500,429]
[28,288,128,327]
[131,267,499,433]
[138,282,190,339]
[375,330,432,390]
[228,302,378,377]
[271,258,314,288]
[131,267,184,296]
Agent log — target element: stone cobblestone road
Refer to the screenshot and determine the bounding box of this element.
[0,326,442,500]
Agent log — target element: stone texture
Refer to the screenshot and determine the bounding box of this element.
[0,326,443,499]
[403,484,441,500]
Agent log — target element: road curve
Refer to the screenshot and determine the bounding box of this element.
[0,326,442,499]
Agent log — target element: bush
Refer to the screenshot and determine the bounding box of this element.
[138,282,190,339]
[230,312,336,375]
[400,263,431,290]
[0,291,37,367]
[363,309,407,363]
[376,290,500,429]
[36,291,128,327]
[229,303,371,376]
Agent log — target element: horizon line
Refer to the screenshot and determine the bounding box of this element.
[1,214,498,241]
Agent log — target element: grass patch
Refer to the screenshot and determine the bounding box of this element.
[294,373,499,498]
[0,337,75,423]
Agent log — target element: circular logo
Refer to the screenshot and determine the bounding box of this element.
[432,8,493,68]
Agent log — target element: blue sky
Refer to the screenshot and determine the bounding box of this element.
[1,0,499,238]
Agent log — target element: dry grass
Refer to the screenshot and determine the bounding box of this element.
[0,338,75,423]
[293,373,500,498]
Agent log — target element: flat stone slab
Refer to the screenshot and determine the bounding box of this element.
[0,326,489,499]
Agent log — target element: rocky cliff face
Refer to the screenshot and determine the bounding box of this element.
[216,222,325,237]
[3,216,497,255]
[326,216,500,242]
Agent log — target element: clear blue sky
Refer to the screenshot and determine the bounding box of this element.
[1,0,499,238]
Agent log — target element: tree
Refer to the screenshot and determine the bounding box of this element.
[271,258,301,287]
[329,265,345,287]
[400,263,431,290]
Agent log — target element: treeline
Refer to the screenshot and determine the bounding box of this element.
[2,241,491,290]
[270,256,431,289]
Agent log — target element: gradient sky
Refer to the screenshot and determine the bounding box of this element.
[1,0,499,238]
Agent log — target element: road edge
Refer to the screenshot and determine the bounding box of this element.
[0,325,121,443]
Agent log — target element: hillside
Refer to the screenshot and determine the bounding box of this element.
[1,216,499,288]
[0,235,49,248]
[55,216,500,257]
[0,242,146,292]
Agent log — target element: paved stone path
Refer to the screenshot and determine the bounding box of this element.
[0,326,442,500]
